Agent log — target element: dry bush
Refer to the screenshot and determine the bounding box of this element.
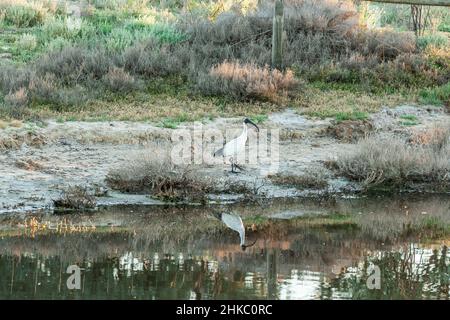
[5,87,28,106]
[325,51,443,91]
[102,67,139,93]
[106,150,213,201]
[0,65,33,93]
[357,28,416,60]
[178,0,419,82]
[180,0,359,71]
[271,0,358,35]
[121,39,185,77]
[2,87,29,118]
[35,46,113,86]
[28,72,58,103]
[15,158,44,171]
[425,46,450,84]
[197,61,298,101]
[409,125,450,152]
[53,186,97,211]
[335,130,450,190]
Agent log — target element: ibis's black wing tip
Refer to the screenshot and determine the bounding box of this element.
[214,148,224,157]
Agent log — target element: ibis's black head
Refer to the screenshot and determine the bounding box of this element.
[243,118,259,132]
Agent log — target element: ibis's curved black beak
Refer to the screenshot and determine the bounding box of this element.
[245,118,260,132]
[241,239,257,251]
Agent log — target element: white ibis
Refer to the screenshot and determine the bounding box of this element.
[213,212,256,251]
[214,118,259,173]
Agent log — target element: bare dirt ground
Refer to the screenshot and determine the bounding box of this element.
[0,105,448,214]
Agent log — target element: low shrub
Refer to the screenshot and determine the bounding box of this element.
[28,72,58,104]
[39,16,80,43]
[334,131,450,190]
[0,66,33,93]
[409,125,450,151]
[197,61,298,101]
[17,33,38,50]
[53,186,97,211]
[121,39,185,77]
[420,83,450,106]
[0,3,47,28]
[358,28,416,60]
[417,34,448,50]
[5,87,28,106]
[35,46,113,86]
[2,87,29,118]
[106,150,213,201]
[102,67,139,93]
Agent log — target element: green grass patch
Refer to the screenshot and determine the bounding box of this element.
[419,83,450,106]
[243,215,269,225]
[158,114,191,129]
[399,114,418,121]
[417,34,448,50]
[250,114,268,124]
[400,120,419,126]
[438,23,450,33]
[335,111,369,122]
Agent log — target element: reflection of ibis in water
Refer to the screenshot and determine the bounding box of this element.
[213,212,256,251]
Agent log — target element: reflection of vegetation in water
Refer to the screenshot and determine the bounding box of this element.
[1,243,448,300]
[0,195,449,299]
[0,228,448,299]
[0,253,269,300]
[335,245,450,300]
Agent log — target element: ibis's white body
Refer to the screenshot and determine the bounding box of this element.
[222,123,248,159]
[220,213,245,246]
[214,118,258,172]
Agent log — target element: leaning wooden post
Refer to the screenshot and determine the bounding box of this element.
[271,0,284,70]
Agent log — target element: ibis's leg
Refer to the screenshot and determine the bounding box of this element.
[230,157,240,174]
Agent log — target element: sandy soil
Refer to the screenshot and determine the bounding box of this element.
[0,105,448,214]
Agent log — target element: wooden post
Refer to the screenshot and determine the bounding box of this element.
[271,0,284,70]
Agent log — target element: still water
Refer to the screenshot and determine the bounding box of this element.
[0,195,449,299]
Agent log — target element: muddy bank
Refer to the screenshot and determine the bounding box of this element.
[0,105,449,214]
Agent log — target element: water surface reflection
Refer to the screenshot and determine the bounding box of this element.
[0,195,449,299]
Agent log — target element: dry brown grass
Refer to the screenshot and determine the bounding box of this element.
[197,61,298,102]
[5,87,28,106]
[335,128,450,190]
[2,87,29,118]
[409,125,450,150]
[295,86,414,118]
[106,149,214,201]
[102,67,139,93]
[53,186,97,211]
[15,158,44,171]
